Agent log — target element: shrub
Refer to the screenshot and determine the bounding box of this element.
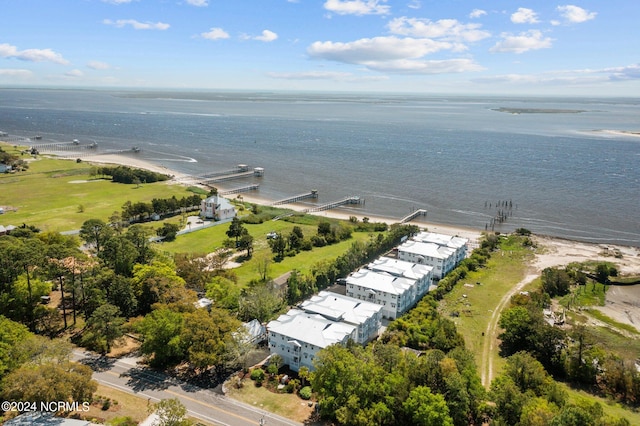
[299,386,312,400]
[250,368,265,382]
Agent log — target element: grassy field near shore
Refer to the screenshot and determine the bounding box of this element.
[158,214,376,285]
[0,148,197,232]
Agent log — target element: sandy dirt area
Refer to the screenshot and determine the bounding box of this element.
[532,236,640,332]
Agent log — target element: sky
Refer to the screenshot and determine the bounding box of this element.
[0,0,638,95]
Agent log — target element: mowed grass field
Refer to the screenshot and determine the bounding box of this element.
[0,148,200,232]
[158,213,376,284]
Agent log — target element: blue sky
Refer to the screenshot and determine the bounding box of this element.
[0,0,638,95]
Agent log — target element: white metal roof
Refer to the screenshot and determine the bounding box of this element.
[346,268,416,296]
[414,231,468,249]
[397,240,455,259]
[267,309,356,348]
[300,291,382,325]
[367,257,433,280]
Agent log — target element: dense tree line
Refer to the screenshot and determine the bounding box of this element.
[93,165,169,184]
[120,194,202,222]
[312,342,486,425]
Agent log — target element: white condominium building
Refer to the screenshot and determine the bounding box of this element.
[396,240,456,279]
[267,309,356,372]
[367,257,433,298]
[300,291,383,344]
[345,269,418,320]
[413,231,469,265]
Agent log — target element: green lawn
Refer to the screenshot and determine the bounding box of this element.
[158,216,376,286]
[0,151,200,232]
[438,235,535,374]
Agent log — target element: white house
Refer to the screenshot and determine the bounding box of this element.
[367,257,433,298]
[200,194,236,221]
[413,231,469,265]
[267,309,357,372]
[345,268,418,320]
[299,291,383,344]
[396,240,457,279]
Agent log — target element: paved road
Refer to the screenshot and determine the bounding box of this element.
[73,350,302,426]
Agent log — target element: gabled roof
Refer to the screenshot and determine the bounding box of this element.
[300,291,382,324]
[346,268,415,295]
[397,240,455,260]
[414,231,468,249]
[267,309,356,348]
[367,257,433,280]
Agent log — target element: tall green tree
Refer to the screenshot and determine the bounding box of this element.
[402,386,453,426]
[99,234,139,276]
[0,315,33,376]
[79,219,114,254]
[268,233,287,259]
[181,308,240,371]
[82,304,125,354]
[225,217,245,246]
[136,308,185,367]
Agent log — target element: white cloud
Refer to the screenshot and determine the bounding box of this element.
[0,69,33,78]
[186,0,208,6]
[254,30,278,42]
[557,5,596,23]
[0,43,69,65]
[604,63,640,81]
[490,30,553,54]
[307,36,483,74]
[469,9,487,19]
[388,17,490,43]
[87,61,110,70]
[103,19,170,30]
[268,70,389,82]
[323,0,390,16]
[408,0,421,10]
[201,27,230,40]
[511,7,539,24]
[65,69,84,77]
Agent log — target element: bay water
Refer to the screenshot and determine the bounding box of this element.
[1,89,638,246]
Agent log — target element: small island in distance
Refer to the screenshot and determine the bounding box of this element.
[493,107,588,114]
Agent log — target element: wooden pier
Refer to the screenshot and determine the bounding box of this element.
[220,184,260,195]
[304,196,361,213]
[198,164,250,179]
[271,190,318,206]
[201,167,263,184]
[32,141,98,152]
[400,209,427,223]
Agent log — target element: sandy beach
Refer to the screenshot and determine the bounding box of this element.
[79,152,640,331]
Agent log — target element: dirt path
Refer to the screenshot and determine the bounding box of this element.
[480,271,538,387]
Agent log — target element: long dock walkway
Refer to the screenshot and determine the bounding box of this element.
[271,190,318,206]
[304,196,361,213]
[400,209,427,223]
[220,184,259,195]
[202,170,258,183]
